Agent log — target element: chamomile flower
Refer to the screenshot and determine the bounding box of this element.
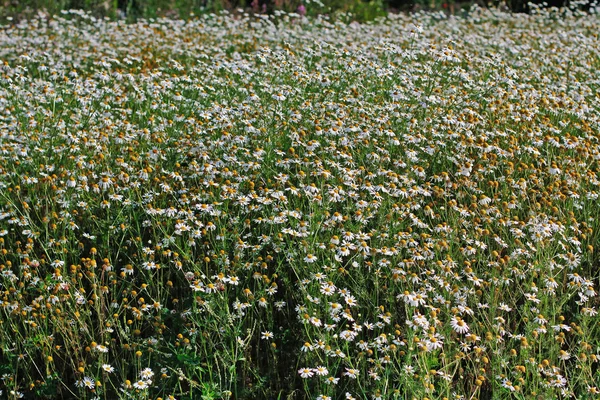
[133,380,149,389]
[304,254,317,263]
[344,368,359,379]
[261,331,274,340]
[95,344,109,353]
[81,377,95,389]
[298,368,314,378]
[140,368,154,380]
[102,364,115,373]
[450,316,470,334]
[325,376,340,385]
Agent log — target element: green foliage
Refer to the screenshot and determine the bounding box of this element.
[0,0,388,22]
[302,0,388,22]
[0,0,593,22]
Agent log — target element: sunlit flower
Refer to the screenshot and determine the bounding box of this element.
[344,368,359,379]
[102,364,115,373]
[304,254,317,263]
[133,380,149,389]
[298,368,314,378]
[450,317,470,334]
[140,368,154,380]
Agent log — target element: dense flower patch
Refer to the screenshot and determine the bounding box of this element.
[0,6,599,399]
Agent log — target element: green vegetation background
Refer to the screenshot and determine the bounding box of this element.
[2,0,386,22]
[0,0,578,22]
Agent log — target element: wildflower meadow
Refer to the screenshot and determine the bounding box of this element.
[0,5,599,400]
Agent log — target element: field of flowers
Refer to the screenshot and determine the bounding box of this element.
[0,6,599,400]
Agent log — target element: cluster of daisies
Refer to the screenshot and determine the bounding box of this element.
[0,4,599,400]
